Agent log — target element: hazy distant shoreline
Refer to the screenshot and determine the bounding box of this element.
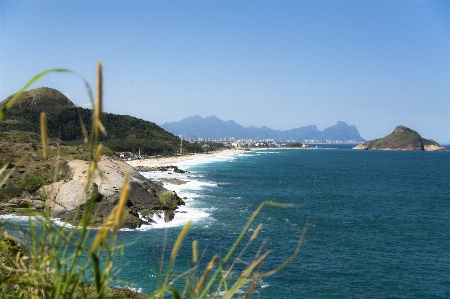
[125,145,354,169]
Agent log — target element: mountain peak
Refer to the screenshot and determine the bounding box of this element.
[1,87,76,114]
[394,125,412,133]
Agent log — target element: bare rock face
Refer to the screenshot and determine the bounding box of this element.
[352,143,369,150]
[353,126,447,151]
[424,144,447,151]
[33,157,183,229]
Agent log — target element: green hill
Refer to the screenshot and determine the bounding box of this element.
[0,87,190,155]
[353,126,446,151]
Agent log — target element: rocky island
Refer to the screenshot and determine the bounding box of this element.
[352,126,447,151]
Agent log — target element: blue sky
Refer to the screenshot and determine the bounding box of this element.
[1,0,449,143]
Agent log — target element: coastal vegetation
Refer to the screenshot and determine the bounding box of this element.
[0,137,94,201]
[0,64,307,298]
[0,87,187,156]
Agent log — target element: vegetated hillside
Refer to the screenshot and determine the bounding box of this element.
[162,115,366,142]
[0,87,188,155]
[353,125,447,151]
[0,136,88,200]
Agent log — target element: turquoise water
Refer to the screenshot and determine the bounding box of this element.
[113,147,450,298]
[4,147,450,298]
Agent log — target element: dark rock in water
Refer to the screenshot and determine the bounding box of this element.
[164,210,175,222]
[353,126,447,151]
[121,210,145,229]
[127,181,162,209]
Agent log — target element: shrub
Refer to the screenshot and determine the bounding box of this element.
[21,174,42,194]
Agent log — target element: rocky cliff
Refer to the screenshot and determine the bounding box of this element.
[2,156,185,229]
[353,126,447,151]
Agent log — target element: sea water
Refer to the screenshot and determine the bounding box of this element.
[3,146,450,298]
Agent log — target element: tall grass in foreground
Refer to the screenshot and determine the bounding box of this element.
[0,63,308,298]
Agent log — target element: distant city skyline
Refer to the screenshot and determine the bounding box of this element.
[1,1,449,143]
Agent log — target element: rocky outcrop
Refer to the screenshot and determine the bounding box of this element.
[16,156,184,229]
[423,144,447,151]
[353,126,447,151]
[352,143,369,150]
[134,165,186,173]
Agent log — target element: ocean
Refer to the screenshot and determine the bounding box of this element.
[4,146,450,298]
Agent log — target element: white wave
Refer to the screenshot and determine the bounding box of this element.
[217,289,245,296]
[168,180,217,194]
[135,168,219,230]
[0,214,62,226]
[0,214,34,221]
[260,280,270,288]
[237,152,255,157]
[141,170,190,182]
[141,168,218,195]
[133,188,215,229]
[134,205,212,230]
[0,214,88,230]
[173,152,243,170]
[254,151,280,154]
[126,287,143,293]
[52,218,78,228]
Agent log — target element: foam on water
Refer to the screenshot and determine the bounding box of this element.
[134,205,212,231]
[172,152,243,170]
[132,151,251,230]
[0,215,88,237]
[0,214,95,230]
[253,151,280,154]
[141,172,217,195]
[0,214,33,222]
[260,280,270,289]
[131,152,248,229]
[138,167,221,230]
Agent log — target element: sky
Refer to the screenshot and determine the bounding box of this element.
[1,0,449,143]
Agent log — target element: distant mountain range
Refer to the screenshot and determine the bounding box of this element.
[162,115,365,143]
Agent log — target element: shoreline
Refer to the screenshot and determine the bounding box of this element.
[125,148,247,168]
[125,146,343,170]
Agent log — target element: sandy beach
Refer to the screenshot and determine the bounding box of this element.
[125,148,247,168]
